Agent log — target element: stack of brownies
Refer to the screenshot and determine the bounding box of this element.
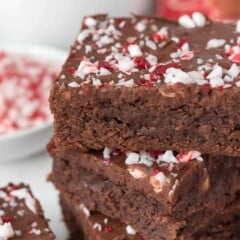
[48,13,240,239]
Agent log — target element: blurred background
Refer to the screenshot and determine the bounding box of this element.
[0,0,153,49]
[1,0,240,50]
[0,1,240,239]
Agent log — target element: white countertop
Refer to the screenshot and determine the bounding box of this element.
[0,151,68,240]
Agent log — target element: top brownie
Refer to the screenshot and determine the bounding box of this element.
[50,13,240,156]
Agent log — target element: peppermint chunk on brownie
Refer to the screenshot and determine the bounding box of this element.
[0,184,55,240]
[50,14,240,156]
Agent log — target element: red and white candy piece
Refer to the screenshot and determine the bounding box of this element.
[75,60,98,76]
[0,51,58,135]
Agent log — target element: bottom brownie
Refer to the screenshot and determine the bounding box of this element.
[60,193,240,240]
[53,162,240,240]
[60,194,143,240]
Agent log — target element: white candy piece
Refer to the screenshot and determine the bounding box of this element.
[0,223,15,240]
[139,151,155,167]
[192,12,206,27]
[236,20,240,33]
[84,17,97,28]
[125,152,139,165]
[210,77,224,87]
[207,65,223,79]
[228,63,240,78]
[127,44,143,57]
[103,147,112,159]
[135,21,146,32]
[92,79,102,87]
[126,225,136,235]
[77,29,91,43]
[150,172,168,193]
[68,81,80,88]
[79,204,90,217]
[93,223,102,231]
[157,150,178,164]
[118,57,134,72]
[75,60,98,76]
[99,68,111,76]
[127,167,147,179]
[178,15,196,29]
[165,68,194,84]
[11,188,36,214]
[206,39,226,49]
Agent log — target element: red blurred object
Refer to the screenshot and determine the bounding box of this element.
[156,0,240,21]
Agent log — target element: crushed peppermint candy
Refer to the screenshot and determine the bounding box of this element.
[178,12,206,29]
[79,204,90,217]
[93,223,102,232]
[150,172,169,193]
[206,39,226,49]
[74,60,98,76]
[127,44,143,57]
[0,222,14,240]
[0,51,59,135]
[63,14,240,92]
[126,225,137,235]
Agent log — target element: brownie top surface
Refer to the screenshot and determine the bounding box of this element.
[57,13,240,90]
[0,184,55,240]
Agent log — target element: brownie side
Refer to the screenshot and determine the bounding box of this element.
[60,196,84,240]
[50,15,240,156]
[60,194,240,240]
[49,141,240,220]
[0,183,55,240]
[51,83,240,156]
[60,194,144,240]
[51,154,240,240]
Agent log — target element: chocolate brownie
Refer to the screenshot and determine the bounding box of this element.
[50,13,240,156]
[60,195,143,240]
[60,193,240,240]
[49,141,240,219]
[0,183,55,240]
[49,142,240,239]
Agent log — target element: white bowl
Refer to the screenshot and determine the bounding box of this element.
[0,44,67,162]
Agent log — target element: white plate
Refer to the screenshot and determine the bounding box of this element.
[0,44,67,162]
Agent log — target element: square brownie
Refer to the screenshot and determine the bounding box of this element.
[49,140,240,239]
[0,183,55,240]
[50,14,240,156]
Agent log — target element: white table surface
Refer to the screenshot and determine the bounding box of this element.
[0,151,68,240]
